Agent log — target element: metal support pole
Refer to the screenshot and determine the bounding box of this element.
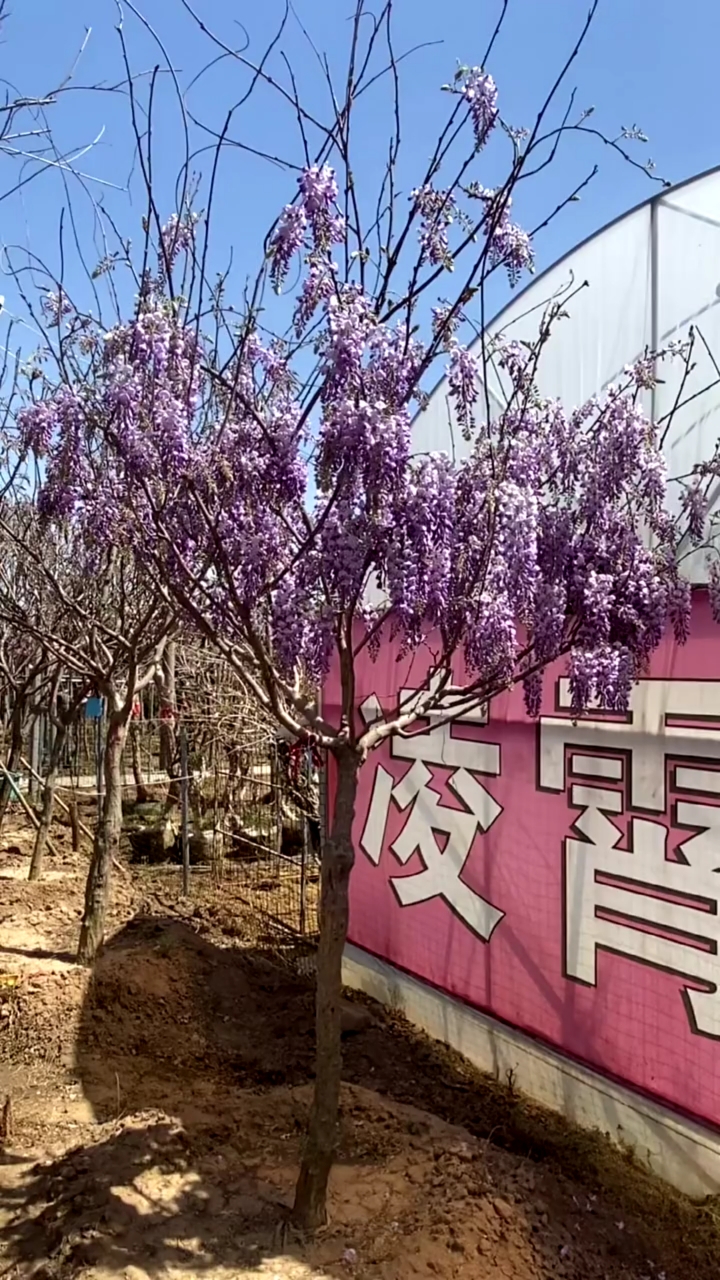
[299,749,310,938]
[29,712,41,802]
[650,194,659,423]
[95,703,105,823]
[180,725,190,896]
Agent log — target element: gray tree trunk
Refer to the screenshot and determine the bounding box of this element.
[292,745,358,1229]
[28,722,67,881]
[77,713,127,965]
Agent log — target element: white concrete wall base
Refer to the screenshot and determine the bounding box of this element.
[343,943,720,1200]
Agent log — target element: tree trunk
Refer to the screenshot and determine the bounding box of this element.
[292,745,359,1229]
[77,714,127,965]
[129,720,149,805]
[28,724,67,882]
[0,701,24,833]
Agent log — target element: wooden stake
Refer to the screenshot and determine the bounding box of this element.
[20,756,94,841]
[0,761,61,857]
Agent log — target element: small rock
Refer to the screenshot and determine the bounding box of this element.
[492,1197,514,1222]
[449,1140,473,1161]
[342,1248,358,1265]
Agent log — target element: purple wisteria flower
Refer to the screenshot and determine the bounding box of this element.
[448,344,480,439]
[460,68,499,148]
[269,204,308,293]
[41,291,72,324]
[298,165,345,250]
[160,211,200,275]
[412,185,457,269]
[268,164,345,298]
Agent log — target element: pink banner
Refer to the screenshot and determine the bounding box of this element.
[324,594,720,1130]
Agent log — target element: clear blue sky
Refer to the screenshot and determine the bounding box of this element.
[0,0,718,342]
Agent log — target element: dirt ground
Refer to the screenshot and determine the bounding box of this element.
[2,819,720,1280]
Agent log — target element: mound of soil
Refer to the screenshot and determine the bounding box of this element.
[2,839,720,1280]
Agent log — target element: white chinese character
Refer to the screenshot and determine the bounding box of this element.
[541,679,720,1038]
[359,674,504,940]
[540,678,720,812]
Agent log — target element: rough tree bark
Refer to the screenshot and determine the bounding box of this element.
[0,699,24,833]
[293,744,359,1229]
[77,712,127,965]
[28,722,67,881]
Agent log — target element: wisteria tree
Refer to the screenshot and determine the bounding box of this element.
[9,0,717,1228]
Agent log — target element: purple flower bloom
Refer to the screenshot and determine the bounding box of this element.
[298,165,345,251]
[447,344,479,439]
[431,303,462,350]
[668,577,691,644]
[412,185,457,269]
[489,216,534,286]
[41,291,72,324]
[710,563,720,624]
[681,482,706,543]
[460,68,498,148]
[294,258,335,335]
[160,212,200,276]
[523,670,543,717]
[269,203,307,293]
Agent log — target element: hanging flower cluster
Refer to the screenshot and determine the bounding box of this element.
[268,164,346,301]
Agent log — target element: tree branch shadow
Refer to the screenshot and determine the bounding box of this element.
[0,1116,309,1277]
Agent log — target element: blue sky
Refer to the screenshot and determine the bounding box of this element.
[0,0,718,346]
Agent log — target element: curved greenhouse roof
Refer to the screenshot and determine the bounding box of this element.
[413,166,720,581]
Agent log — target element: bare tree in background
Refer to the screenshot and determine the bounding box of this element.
[0,501,175,960]
[0,625,49,833]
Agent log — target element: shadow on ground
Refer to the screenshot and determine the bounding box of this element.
[2,911,720,1278]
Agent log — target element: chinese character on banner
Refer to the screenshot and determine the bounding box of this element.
[358,673,505,941]
[540,678,720,1038]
